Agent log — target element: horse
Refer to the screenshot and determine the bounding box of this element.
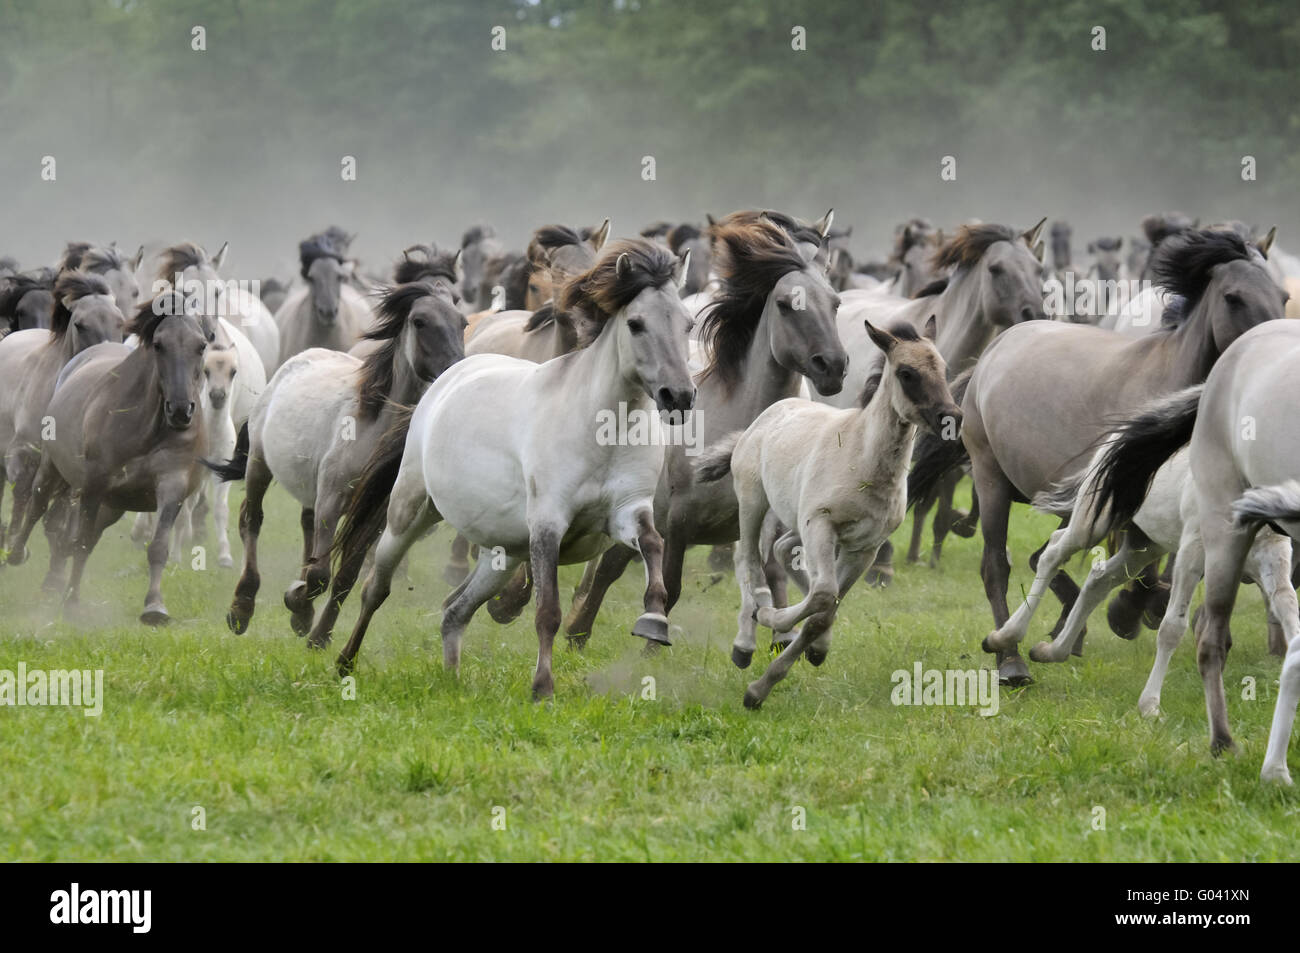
[917,228,1285,685]
[696,316,960,708]
[465,220,611,363]
[990,434,1294,719]
[667,223,711,297]
[561,215,846,648]
[60,242,143,317]
[1086,319,1300,778]
[329,239,695,699]
[215,268,466,646]
[275,228,373,365]
[0,272,125,558]
[457,225,503,312]
[6,290,209,624]
[0,269,55,334]
[155,241,280,376]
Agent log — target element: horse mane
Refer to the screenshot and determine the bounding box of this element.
[128,290,190,345]
[892,218,935,260]
[82,244,132,276]
[640,221,673,240]
[498,254,531,310]
[1141,212,1195,248]
[559,239,677,327]
[711,210,824,250]
[697,220,806,391]
[460,224,495,248]
[0,256,18,276]
[393,244,459,286]
[523,301,558,333]
[299,227,351,279]
[49,272,112,338]
[157,242,210,283]
[667,223,702,254]
[59,241,93,273]
[932,224,1017,271]
[357,279,450,419]
[1091,236,1122,252]
[0,268,55,330]
[912,277,949,298]
[1151,229,1252,310]
[528,224,585,263]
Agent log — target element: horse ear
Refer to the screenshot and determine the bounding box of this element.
[1257,225,1277,259]
[1021,217,1047,247]
[1115,236,1123,249]
[922,314,938,341]
[676,249,692,290]
[706,213,716,226]
[589,219,611,251]
[210,241,229,270]
[452,249,464,283]
[130,245,144,272]
[616,252,631,278]
[815,208,835,239]
[1032,240,1045,263]
[340,259,356,277]
[864,319,895,354]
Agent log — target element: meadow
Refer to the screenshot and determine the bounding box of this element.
[1,482,1297,861]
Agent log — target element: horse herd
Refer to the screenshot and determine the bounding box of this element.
[3,209,1300,782]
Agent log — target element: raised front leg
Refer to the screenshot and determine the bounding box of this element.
[755,518,838,639]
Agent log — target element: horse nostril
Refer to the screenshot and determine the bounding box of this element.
[810,354,829,374]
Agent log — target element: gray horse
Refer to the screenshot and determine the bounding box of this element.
[275,228,373,364]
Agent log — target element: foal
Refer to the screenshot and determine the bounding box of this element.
[697,317,961,709]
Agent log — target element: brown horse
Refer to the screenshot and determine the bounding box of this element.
[8,290,210,623]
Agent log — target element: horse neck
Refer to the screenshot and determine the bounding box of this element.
[851,373,917,476]
[109,345,168,433]
[705,305,804,426]
[569,316,644,414]
[932,267,993,371]
[387,332,425,406]
[1161,296,1221,385]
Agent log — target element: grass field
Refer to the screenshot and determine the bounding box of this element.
[1,480,1298,862]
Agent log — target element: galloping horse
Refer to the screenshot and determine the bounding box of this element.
[275,228,373,364]
[217,264,466,646]
[7,290,210,624]
[331,239,695,699]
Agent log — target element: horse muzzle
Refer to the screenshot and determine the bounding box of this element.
[165,400,197,429]
[654,386,695,415]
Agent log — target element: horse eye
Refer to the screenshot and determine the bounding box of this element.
[627,320,646,334]
[412,318,426,329]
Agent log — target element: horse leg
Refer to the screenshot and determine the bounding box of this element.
[755,517,839,635]
[802,547,873,667]
[212,474,233,568]
[3,446,37,558]
[444,532,471,586]
[1196,515,1254,756]
[284,506,319,636]
[1031,537,1160,663]
[985,522,1082,656]
[1246,533,1298,658]
[1107,559,1162,640]
[62,494,122,619]
[950,479,978,537]
[563,543,635,649]
[141,482,186,625]
[628,508,673,645]
[930,470,962,567]
[8,452,64,568]
[1137,531,1203,717]
[908,486,937,564]
[759,511,789,608]
[227,455,271,634]
[441,553,521,672]
[863,539,894,587]
[746,517,840,708]
[337,495,439,675]
[773,529,809,594]
[730,485,771,669]
[970,455,1026,685]
[486,562,533,624]
[527,523,564,701]
[708,543,734,573]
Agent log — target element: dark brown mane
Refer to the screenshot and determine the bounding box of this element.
[667,223,702,254]
[931,224,1017,271]
[128,290,191,345]
[528,224,585,263]
[697,220,807,392]
[460,224,495,248]
[1151,228,1253,309]
[58,241,93,273]
[157,242,210,283]
[559,239,677,326]
[711,209,823,250]
[299,227,351,279]
[82,244,132,276]
[49,272,112,338]
[392,244,460,286]
[0,268,56,326]
[357,280,454,419]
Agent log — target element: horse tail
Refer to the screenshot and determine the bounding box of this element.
[695,432,743,483]
[332,405,414,572]
[202,421,249,482]
[1233,481,1300,528]
[1031,467,1089,518]
[1090,385,1202,531]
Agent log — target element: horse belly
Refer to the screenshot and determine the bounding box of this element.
[259,357,359,506]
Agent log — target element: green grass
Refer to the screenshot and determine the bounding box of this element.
[2,482,1298,861]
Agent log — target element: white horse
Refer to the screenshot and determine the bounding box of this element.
[984,435,1295,720]
[695,316,961,709]
[332,240,695,699]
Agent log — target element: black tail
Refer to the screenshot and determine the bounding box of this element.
[202,421,250,482]
[331,406,414,572]
[907,367,973,508]
[1090,386,1202,531]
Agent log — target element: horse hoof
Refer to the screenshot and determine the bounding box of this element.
[6,545,29,566]
[1261,764,1294,785]
[1106,590,1143,640]
[998,657,1033,687]
[218,555,234,569]
[306,631,330,650]
[284,580,308,610]
[864,566,893,588]
[487,596,527,625]
[442,563,469,587]
[631,613,671,645]
[289,611,313,638]
[565,633,590,652]
[980,634,998,654]
[805,647,827,667]
[731,645,754,669]
[1209,736,1238,758]
[1028,641,1057,663]
[140,605,170,627]
[227,609,249,634]
[1138,699,1160,719]
[951,518,977,539]
[1142,582,1171,630]
[336,656,355,678]
[743,685,764,710]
